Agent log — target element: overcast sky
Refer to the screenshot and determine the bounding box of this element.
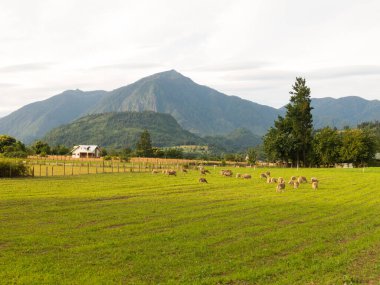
[1,0,380,117]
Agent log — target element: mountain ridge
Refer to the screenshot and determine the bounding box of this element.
[0,70,379,143]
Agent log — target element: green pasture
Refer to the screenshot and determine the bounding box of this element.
[0,167,380,284]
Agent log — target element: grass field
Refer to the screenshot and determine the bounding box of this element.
[1,167,380,284]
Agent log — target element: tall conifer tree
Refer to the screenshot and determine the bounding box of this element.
[285,77,313,166]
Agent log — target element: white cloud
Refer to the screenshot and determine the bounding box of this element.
[0,0,380,116]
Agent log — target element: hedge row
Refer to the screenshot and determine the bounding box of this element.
[0,160,30,178]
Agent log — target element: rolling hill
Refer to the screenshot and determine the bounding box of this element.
[42,111,204,149]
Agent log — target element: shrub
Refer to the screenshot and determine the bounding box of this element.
[0,160,30,178]
[3,151,28,158]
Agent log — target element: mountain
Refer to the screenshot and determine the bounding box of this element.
[0,90,107,143]
[205,128,262,153]
[90,70,279,136]
[311,96,380,129]
[1,70,380,145]
[42,111,204,149]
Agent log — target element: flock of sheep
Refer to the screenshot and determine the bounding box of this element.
[260,171,319,192]
[153,167,319,191]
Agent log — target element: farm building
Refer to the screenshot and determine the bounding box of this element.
[71,145,101,158]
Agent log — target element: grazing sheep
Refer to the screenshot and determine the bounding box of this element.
[167,170,177,176]
[312,181,318,190]
[260,173,267,179]
[293,181,300,189]
[199,177,208,183]
[290,176,297,181]
[298,176,307,183]
[152,170,159,174]
[288,179,294,185]
[265,171,271,177]
[221,170,233,177]
[276,182,285,192]
[267,177,272,183]
[278,177,285,184]
[271,177,278,183]
[236,173,241,178]
[311,177,318,183]
[242,174,251,179]
[182,169,188,173]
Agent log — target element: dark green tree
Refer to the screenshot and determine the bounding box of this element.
[340,129,376,166]
[51,145,70,155]
[32,140,51,155]
[0,135,17,153]
[313,127,342,167]
[285,77,313,166]
[263,116,296,164]
[136,130,153,157]
[246,147,257,165]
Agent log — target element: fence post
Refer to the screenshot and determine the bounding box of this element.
[64,163,66,176]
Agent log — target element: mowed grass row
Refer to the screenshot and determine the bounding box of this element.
[0,168,380,284]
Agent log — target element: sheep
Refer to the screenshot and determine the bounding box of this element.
[276,182,285,192]
[271,177,278,183]
[199,177,208,183]
[278,177,285,184]
[267,176,272,183]
[265,171,271,177]
[152,170,159,174]
[260,173,267,179]
[312,181,318,190]
[311,177,318,183]
[221,170,233,177]
[293,181,300,189]
[241,174,251,179]
[298,176,307,183]
[167,170,177,176]
[288,176,297,184]
[182,169,188,173]
[236,173,241,178]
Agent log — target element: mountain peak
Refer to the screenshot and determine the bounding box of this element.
[144,69,190,81]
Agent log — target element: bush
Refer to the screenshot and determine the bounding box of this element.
[3,151,28,158]
[0,160,30,178]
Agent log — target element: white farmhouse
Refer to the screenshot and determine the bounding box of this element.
[71,145,101,158]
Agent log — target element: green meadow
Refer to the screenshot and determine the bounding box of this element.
[1,167,380,284]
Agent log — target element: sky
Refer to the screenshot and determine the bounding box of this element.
[1,0,380,117]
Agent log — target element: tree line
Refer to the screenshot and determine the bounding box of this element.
[263,78,378,167]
